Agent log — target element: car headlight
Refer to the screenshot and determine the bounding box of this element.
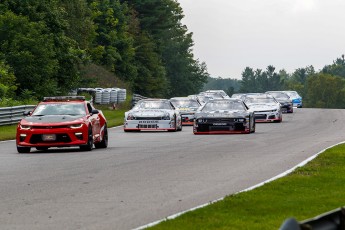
[127,113,135,120]
[20,125,31,130]
[69,123,83,129]
[163,113,171,120]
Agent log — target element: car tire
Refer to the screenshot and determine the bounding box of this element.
[17,146,31,153]
[95,125,108,149]
[250,119,256,133]
[168,116,177,132]
[80,127,93,151]
[177,116,183,131]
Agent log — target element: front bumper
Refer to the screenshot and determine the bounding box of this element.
[254,111,282,122]
[16,126,89,148]
[124,119,176,131]
[193,117,250,134]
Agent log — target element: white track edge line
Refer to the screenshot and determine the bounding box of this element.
[133,141,345,230]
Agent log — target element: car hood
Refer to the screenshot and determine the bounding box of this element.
[247,103,279,111]
[129,109,171,117]
[21,115,85,124]
[195,110,249,118]
[177,107,198,113]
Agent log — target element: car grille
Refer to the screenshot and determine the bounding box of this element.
[29,134,72,144]
[138,124,158,128]
[32,125,69,129]
[254,114,267,120]
[196,118,246,132]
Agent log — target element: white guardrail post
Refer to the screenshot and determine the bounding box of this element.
[0,105,36,126]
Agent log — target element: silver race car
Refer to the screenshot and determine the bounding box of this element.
[193,98,255,134]
[124,99,182,132]
[170,97,201,125]
[244,94,282,123]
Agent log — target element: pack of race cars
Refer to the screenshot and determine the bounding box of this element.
[15,91,302,152]
[124,90,302,134]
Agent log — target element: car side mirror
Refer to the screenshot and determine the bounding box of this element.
[91,109,99,114]
[23,111,32,116]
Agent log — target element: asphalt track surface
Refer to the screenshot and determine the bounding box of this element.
[1,108,345,230]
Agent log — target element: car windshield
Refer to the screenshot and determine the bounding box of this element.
[32,103,86,116]
[245,98,276,104]
[171,100,200,108]
[286,92,299,98]
[135,101,172,110]
[201,101,245,112]
[268,92,290,99]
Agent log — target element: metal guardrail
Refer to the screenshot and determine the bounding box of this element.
[0,105,36,126]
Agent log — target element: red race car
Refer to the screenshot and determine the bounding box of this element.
[16,96,108,153]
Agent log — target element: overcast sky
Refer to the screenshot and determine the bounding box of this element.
[177,0,345,79]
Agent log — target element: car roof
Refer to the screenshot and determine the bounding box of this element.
[42,96,86,102]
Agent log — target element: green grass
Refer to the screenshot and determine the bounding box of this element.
[0,124,17,141]
[0,106,126,141]
[149,144,345,230]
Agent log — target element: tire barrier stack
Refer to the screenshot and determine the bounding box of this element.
[77,88,127,105]
[0,105,36,126]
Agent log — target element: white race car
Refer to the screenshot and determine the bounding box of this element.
[124,99,182,132]
[170,97,201,125]
[244,95,282,123]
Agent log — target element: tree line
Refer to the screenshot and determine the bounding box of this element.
[204,55,345,108]
[0,0,209,104]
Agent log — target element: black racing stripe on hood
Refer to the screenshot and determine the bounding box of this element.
[23,115,84,124]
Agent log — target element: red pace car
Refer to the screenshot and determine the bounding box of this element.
[16,96,108,153]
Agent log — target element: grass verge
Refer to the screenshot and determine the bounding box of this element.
[148,143,345,230]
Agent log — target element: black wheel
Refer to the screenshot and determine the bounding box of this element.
[177,116,183,131]
[36,147,49,151]
[80,127,93,151]
[95,125,108,149]
[250,119,256,133]
[17,146,31,153]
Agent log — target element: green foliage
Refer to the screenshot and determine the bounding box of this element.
[127,0,208,97]
[0,60,17,98]
[240,66,283,93]
[0,0,209,101]
[306,73,345,108]
[0,11,59,98]
[322,55,345,78]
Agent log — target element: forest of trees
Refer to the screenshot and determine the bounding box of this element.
[0,0,344,109]
[235,55,345,108]
[0,0,209,103]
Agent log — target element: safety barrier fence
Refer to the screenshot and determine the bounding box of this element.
[0,105,35,126]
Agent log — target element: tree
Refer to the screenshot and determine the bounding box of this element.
[306,73,345,108]
[0,0,87,97]
[88,0,137,84]
[0,11,59,98]
[124,0,208,97]
[0,60,17,98]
